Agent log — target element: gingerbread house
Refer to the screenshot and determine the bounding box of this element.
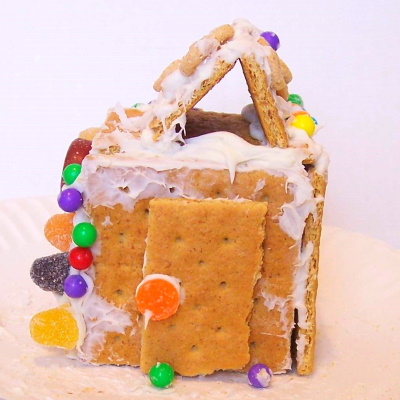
[30,18,328,377]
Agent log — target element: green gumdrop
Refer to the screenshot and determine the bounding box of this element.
[72,222,97,247]
[149,362,174,388]
[288,93,304,107]
[62,163,82,185]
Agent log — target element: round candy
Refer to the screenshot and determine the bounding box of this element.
[57,188,83,213]
[312,116,318,125]
[30,305,79,350]
[260,31,280,51]
[290,114,316,137]
[72,222,97,247]
[248,363,272,388]
[68,247,93,271]
[136,275,180,322]
[149,362,174,388]
[62,163,82,185]
[63,274,88,298]
[287,93,304,107]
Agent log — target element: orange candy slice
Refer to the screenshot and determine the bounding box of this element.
[44,213,74,252]
[136,274,181,323]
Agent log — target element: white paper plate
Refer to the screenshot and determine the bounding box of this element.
[1,197,399,400]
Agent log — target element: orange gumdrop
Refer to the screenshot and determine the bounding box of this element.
[44,213,74,252]
[136,276,180,321]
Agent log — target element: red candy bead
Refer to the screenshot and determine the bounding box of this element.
[68,247,93,270]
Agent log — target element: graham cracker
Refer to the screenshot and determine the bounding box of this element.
[140,198,268,376]
[240,55,288,148]
[86,200,150,366]
[150,59,235,140]
[296,169,327,375]
[84,169,300,374]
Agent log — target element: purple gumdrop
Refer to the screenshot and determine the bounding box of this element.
[63,274,88,298]
[260,31,280,51]
[248,363,272,388]
[57,188,83,212]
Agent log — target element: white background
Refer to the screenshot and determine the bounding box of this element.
[1,0,399,248]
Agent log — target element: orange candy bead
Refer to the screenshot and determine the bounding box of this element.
[136,275,180,322]
[44,213,74,252]
[30,304,79,350]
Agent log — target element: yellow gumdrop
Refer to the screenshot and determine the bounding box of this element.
[290,114,316,137]
[30,304,79,350]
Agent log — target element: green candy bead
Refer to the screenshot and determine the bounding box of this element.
[132,103,144,108]
[72,222,97,247]
[62,163,82,185]
[149,362,174,388]
[288,93,304,107]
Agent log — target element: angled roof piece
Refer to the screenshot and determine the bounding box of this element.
[148,19,292,147]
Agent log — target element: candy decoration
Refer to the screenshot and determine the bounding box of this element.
[248,363,272,388]
[132,103,144,108]
[290,114,316,137]
[149,362,174,388]
[61,138,92,188]
[72,222,97,247]
[312,116,318,125]
[136,275,180,323]
[44,213,74,252]
[260,31,280,51]
[63,274,88,298]
[62,163,82,185]
[287,93,304,107]
[30,305,79,350]
[293,110,308,117]
[30,252,70,295]
[57,188,83,213]
[68,247,93,271]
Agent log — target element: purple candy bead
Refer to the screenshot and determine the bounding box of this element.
[248,363,272,388]
[63,274,88,298]
[260,31,280,51]
[57,188,83,212]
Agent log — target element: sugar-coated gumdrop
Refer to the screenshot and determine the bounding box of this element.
[30,252,70,294]
[149,362,174,388]
[63,138,92,168]
[63,274,88,298]
[44,213,74,252]
[136,275,180,321]
[72,222,97,247]
[288,93,304,107]
[62,163,82,185]
[290,114,316,137]
[260,31,280,51]
[68,247,93,271]
[57,188,83,213]
[248,363,272,388]
[30,305,79,350]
